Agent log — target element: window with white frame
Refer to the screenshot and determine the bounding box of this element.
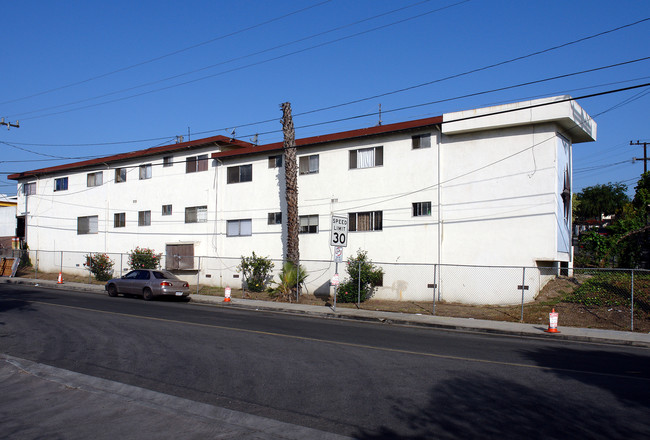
[268,212,282,225]
[299,215,318,234]
[268,155,282,168]
[77,215,98,234]
[115,168,127,183]
[349,211,382,232]
[412,202,432,217]
[54,177,68,192]
[162,204,172,216]
[87,172,103,187]
[412,134,431,149]
[299,155,319,175]
[138,210,151,226]
[227,219,252,236]
[227,164,252,183]
[185,206,207,223]
[163,156,174,167]
[139,164,152,180]
[24,182,36,196]
[114,212,125,228]
[349,146,383,169]
[186,155,208,173]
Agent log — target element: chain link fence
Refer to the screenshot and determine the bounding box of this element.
[5,249,649,331]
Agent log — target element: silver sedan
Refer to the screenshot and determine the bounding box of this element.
[105,269,190,300]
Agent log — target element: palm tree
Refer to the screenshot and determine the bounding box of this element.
[281,102,299,267]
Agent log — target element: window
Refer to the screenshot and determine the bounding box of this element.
[268,155,282,168]
[138,210,151,226]
[299,155,319,174]
[268,212,282,225]
[163,156,174,167]
[299,215,319,234]
[412,202,432,217]
[139,164,152,180]
[185,206,207,223]
[227,164,252,183]
[349,146,383,169]
[227,219,252,236]
[77,215,98,234]
[24,182,36,196]
[114,212,126,228]
[115,168,127,183]
[349,211,382,232]
[87,172,103,187]
[162,204,172,216]
[186,155,208,173]
[54,177,68,192]
[412,134,431,149]
[166,244,194,270]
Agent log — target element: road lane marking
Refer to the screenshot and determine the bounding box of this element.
[17,299,650,382]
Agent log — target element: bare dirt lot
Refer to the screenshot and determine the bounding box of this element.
[12,270,650,333]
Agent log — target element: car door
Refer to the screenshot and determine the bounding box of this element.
[117,270,140,295]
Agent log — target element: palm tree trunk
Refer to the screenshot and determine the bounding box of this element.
[281,102,299,266]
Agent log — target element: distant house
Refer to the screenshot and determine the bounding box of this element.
[0,194,17,252]
[8,96,596,304]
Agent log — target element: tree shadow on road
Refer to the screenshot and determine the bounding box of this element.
[354,371,650,440]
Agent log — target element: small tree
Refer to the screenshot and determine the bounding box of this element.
[85,253,114,281]
[337,250,384,303]
[127,247,162,270]
[271,261,307,302]
[238,252,274,292]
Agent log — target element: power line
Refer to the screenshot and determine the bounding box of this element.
[0,0,334,106]
[12,1,467,121]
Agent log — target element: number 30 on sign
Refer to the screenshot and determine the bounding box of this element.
[330,215,348,247]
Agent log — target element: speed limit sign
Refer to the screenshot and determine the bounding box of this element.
[330,215,348,247]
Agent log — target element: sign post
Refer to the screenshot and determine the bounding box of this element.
[330,216,349,312]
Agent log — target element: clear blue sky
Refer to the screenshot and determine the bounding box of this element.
[2,0,649,197]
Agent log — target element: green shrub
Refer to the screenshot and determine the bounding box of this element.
[238,252,274,292]
[127,247,162,270]
[85,253,114,281]
[337,250,383,303]
[271,261,307,302]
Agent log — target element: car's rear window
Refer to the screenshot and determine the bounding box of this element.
[153,271,178,280]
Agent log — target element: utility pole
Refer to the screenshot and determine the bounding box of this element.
[630,140,649,174]
[1,118,19,130]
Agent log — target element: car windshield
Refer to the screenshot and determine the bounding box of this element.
[152,271,178,280]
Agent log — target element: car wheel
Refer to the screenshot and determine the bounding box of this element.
[142,287,153,301]
[107,284,118,297]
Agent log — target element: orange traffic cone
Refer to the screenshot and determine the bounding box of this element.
[545,308,560,333]
[57,272,64,284]
[224,286,231,302]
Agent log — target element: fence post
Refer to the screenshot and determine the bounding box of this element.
[60,251,63,276]
[197,256,201,295]
[433,264,437,316]
[520,267,526,322]
[35,250,38,279]
[88,253,92,284]
[296,260,300,302]
[120,253,123,277]
[357,260,361,307]
[631,269,635,331]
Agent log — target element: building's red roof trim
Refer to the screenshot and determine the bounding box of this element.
[8,135,252,180]
[211,116,443,160]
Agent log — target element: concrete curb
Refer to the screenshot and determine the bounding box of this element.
[2,276,649,348]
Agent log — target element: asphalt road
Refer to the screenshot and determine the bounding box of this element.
[1,284,649,439]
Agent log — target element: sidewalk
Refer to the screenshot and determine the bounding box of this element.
[2,276,649,348]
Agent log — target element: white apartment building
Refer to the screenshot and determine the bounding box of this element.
[9,96,596,304]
